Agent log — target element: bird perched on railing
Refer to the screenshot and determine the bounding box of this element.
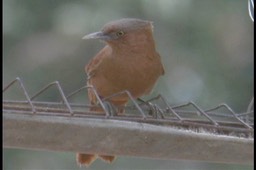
[77,18,165,167]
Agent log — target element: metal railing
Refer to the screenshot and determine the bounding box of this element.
[3,77,254,165]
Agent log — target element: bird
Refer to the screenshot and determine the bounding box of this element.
[77,18,165,167]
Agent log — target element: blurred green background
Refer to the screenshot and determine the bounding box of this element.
[3,0,253,170]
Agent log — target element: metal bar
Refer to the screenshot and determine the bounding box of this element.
[2,77,254,165]
[3,112,253,165]
[2,101,254,131]
[3,100,93,108]
[3,109,253,136]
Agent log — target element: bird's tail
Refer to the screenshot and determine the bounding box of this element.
[76,153,116,167]
[76,153,97,167]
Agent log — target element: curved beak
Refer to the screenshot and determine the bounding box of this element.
[82,31,110,40]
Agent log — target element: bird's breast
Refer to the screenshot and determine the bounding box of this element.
[90,52,163,99]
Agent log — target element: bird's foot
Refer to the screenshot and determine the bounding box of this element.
[102,100,118,117]
[137,98,164,119]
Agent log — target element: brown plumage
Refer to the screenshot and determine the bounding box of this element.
[77,18,165,167]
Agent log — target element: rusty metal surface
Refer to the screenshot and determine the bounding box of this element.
[3,77,254,165]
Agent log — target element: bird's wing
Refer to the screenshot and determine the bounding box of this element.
[85,45,112,106]
[156,52,165,75]
[85,45,110,80]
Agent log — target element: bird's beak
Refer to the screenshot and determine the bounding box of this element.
[82,31,110,40]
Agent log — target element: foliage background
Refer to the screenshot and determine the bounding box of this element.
[3,0,253,169]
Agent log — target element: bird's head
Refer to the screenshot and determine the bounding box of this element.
[83,18,155,47]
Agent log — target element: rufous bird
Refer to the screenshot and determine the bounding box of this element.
[77,18,165,167]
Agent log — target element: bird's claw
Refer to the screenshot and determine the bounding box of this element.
[137,98,164,119]
[103,101,118,117]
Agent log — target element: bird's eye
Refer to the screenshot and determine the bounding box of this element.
[116,31,125,37]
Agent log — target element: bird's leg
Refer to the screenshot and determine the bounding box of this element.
[98,155,116,163]
[102,100,118,116]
